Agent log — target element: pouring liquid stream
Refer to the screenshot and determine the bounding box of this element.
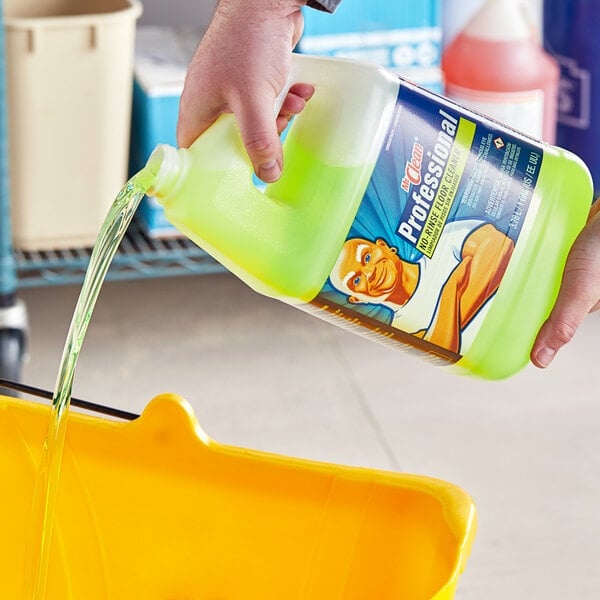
[24,166,155,599]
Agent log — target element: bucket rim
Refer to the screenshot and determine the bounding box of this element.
[4,0,143,30]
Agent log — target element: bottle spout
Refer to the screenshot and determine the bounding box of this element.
[145,143,182,199]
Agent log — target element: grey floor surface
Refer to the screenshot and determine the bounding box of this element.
[17,272,600,599]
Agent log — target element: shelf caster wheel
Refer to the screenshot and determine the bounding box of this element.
[0,299,28,397]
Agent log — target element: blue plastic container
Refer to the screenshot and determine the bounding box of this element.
[544,0,600,195]
[298,0,443,93]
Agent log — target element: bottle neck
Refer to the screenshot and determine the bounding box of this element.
[145,144,184,200]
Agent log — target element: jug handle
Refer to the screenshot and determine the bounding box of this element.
[271,54,400,172]
[274,53,332,115]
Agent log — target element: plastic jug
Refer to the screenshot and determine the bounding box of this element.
[145,54,593,379]
[442,0,559,142]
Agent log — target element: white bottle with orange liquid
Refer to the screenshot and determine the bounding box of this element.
[442,0,559,142]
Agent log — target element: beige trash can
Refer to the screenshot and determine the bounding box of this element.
[4,0,142,250]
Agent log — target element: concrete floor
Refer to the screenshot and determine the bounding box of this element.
[18,272,600,599]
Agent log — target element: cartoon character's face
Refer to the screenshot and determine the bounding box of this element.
[330,238,401,304]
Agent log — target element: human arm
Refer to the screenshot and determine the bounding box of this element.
[177,0,339,183]
[531,201,600,368]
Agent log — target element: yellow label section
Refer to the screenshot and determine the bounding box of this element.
[417,118,477,257]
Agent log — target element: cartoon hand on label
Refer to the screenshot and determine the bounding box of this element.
[532,200,600,368]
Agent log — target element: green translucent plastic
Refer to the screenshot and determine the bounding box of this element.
[152,124,372,303]
[146,56,593,379]
[453,146,593,379]
[148,56,400,304]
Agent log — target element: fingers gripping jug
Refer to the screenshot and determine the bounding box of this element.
[145,55,593,379]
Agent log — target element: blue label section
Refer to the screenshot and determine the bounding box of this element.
[316,80,544,359]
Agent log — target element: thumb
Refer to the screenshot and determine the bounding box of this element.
[531,205,600,368]
[531,275,591,368]
[231,91,283,183]
[531,236,600,368]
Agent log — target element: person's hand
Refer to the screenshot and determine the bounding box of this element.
[531,200,600,368]
[177,0,314,183]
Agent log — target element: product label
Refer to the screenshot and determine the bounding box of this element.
[445,84,545,141]
[311,80,544,363]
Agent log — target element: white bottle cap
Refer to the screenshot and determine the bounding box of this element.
[463,0,534,42]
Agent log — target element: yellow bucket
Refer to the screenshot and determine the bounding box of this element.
[0,393,476,598]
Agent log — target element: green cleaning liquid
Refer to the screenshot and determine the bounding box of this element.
[24,169,153,600]
[145,53,593,380]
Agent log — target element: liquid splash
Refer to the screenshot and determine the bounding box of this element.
[24,166,155,599]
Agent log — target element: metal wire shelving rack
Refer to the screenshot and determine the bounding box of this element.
[0,4,225,379]
[14,221,225,288]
